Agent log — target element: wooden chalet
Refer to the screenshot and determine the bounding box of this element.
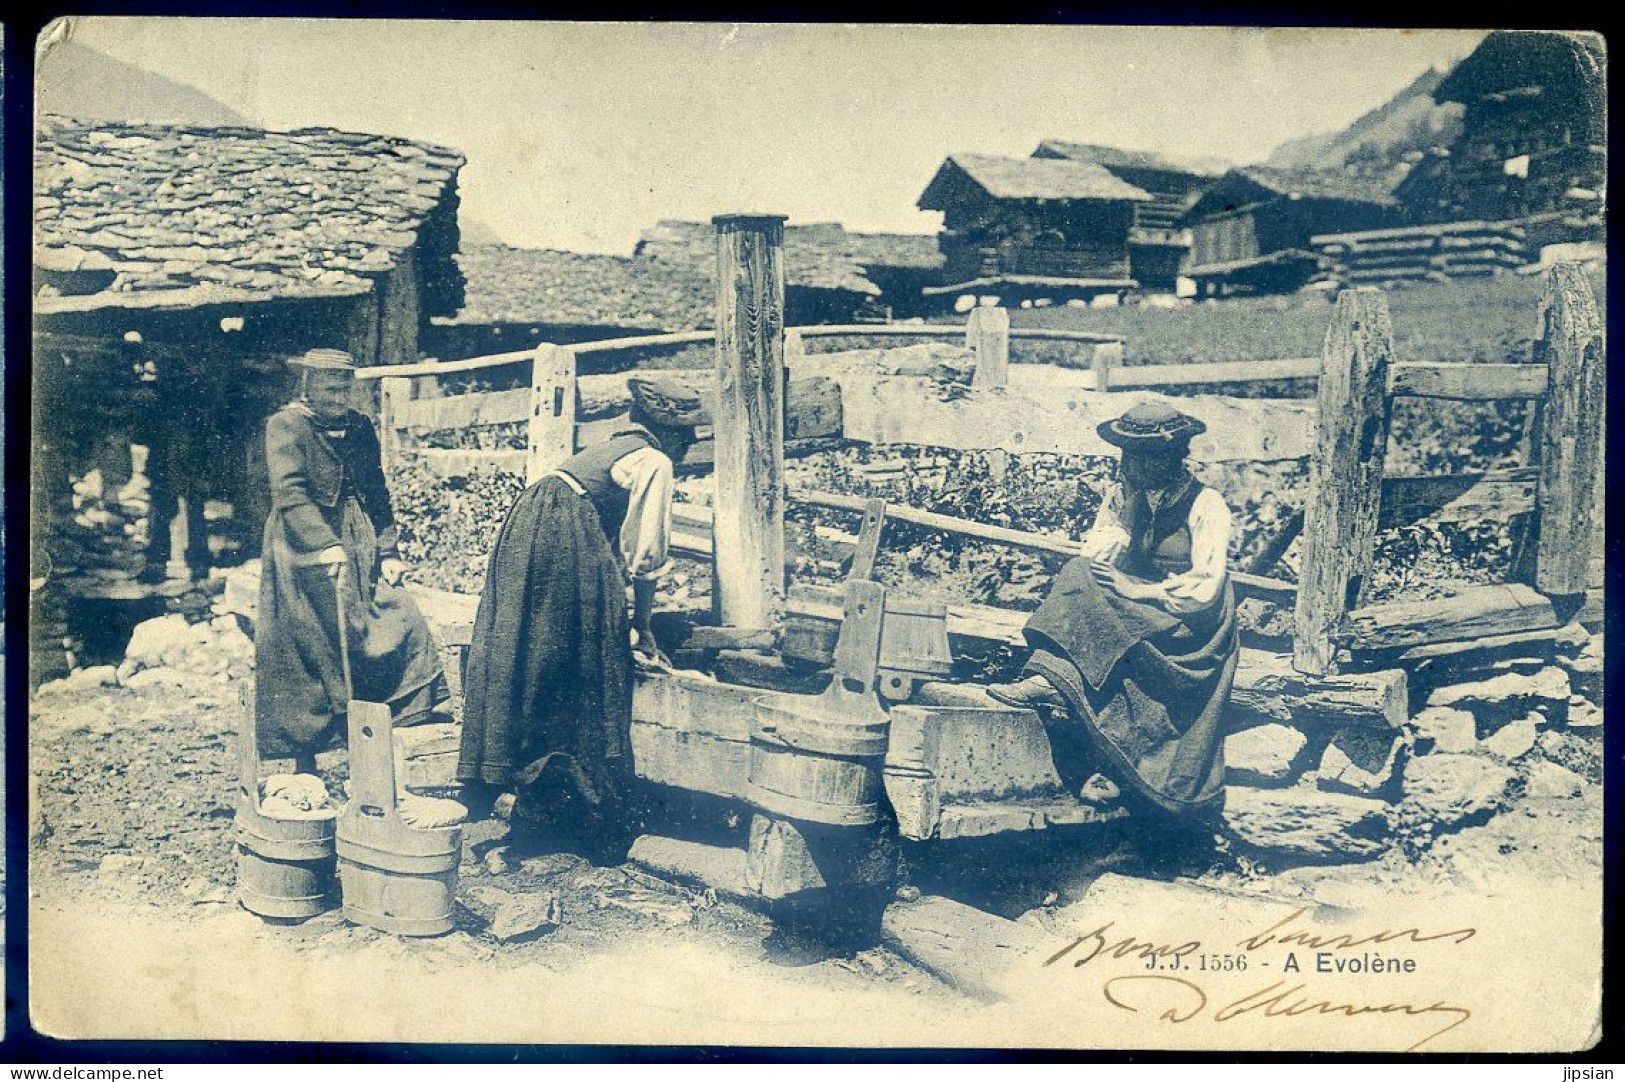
[34,116,466,591]
[916,153,1151,304]
[1032,141,1226,290]
[1394,31,1606,246]
[1181,166,1403,296]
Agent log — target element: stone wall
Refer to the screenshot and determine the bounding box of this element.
[1221,624,1600,868]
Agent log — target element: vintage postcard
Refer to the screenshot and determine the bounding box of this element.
[26,20,1605,1052]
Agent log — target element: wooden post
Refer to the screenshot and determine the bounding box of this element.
[785,328,806,373]
[966,306,1009,390]
[378,376,411,475]
[1293,288,1394,675]
[526,344,576,485]
[712,213,788,630]
[1093,339,1123,392]
[1532,263,1605,597]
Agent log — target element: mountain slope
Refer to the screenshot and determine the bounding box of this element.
[1265,67,1464,180]
[37,39,250,126]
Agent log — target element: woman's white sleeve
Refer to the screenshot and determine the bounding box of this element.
[1161,488,1231,613]
[1079,486,1131,563]
[610,446,675,581]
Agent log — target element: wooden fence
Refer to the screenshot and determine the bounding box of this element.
[358,264,1603,678]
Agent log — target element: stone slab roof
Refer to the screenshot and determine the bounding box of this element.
[447,245,714,331]
[35,116,465,313]
[919,153,1153,209]
[633,220,938,295]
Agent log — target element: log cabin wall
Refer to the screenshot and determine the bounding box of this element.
[1395,30,1606,229]
[939,200,1136,282]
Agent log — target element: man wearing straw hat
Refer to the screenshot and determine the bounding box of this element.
[255,348,448,773]
[988,401,1237,844]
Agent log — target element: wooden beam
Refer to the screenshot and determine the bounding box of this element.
[849,379,1315,462]
[1094,356,1320,389]
[526,345,575,484]
[1294,288,1394,675]
[378,376,411,472]
[1341,582,1559,652]
[388,386,530,432]
[1378,468,1538,529]
[1388,361,1549,401]
[702,489,1297,603]
[1244,507,1304,577]
[965,306,1009,390]
[711,213,788,630]
[1534,263,1606,596]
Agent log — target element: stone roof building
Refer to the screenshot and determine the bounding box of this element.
[33,116,468,595]
[916,152,1151,303]
[36,115,465,327]
[1181,165,1405,296]
[1031,141,1228,290]
[631,220,940,322]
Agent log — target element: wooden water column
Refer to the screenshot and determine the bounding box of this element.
[711,213,789,632]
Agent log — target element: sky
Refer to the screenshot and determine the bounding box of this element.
[51,19,1485,254]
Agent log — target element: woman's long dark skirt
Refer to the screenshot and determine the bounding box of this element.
[456,476,636,849]
[1021,557,1238,824]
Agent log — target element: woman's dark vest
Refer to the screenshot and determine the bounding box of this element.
[555,428,660,544]
[1118,477,1205,579]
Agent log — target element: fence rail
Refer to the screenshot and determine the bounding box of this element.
[372,267,1601,678]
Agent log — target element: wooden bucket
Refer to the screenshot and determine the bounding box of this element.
[336,700,465,937]
[747,580,892,827]
[234,682,338,922]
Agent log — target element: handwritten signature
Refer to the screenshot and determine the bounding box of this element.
[1042,914,1479,1051]
[1100,974,1472,1052]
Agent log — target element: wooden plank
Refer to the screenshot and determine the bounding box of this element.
[1378,468,1538,529]
[847,498,887,582]
[849,378,1315,462]
[682,626,778,652]
[1294,288,1394,675]
[526,345,576,484]
[1245,507,1304,576]
[798,490,1295,602]
[966,306,1009,390]
[378,376,411,473]
[629,721,751,801]
[1388,361,1549,401]
[1224,650,1407,732]
[911,651,1407,737]
[1099,356,1319,389]
[712,213,788,631]
[388,386,530,432]
[1341,582,1559,652]
[1534,263,1606,595]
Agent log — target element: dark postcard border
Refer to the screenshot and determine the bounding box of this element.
[2,0,1621,1065]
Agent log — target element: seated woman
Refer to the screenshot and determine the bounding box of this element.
[256,348,449,774]
[988,402,1237,832]
[456,378,697,862]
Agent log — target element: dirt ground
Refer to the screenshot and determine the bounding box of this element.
[28,648,1605,1044]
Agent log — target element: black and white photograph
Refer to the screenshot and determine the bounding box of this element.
[22,19,1608,1052]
